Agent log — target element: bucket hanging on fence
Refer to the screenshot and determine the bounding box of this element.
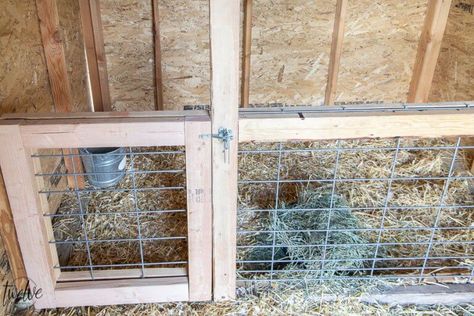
[79,147,127,188]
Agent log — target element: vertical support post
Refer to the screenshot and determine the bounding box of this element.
[152,0,164,110]
[0,124,57,309]
[0,172,27,290]
[241,0,253,108]
[407,0,452,103]
[36,0,74,113]
[88,0,112,111]
[185,117,212,301]
[210,0,241,301]
[324,0,347,106]
[79,0,106,112]
[36,0,85,189]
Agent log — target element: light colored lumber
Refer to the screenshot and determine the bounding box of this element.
[185,118,212,301]
[152,0,164,110]
[2,110,209,120]
[0,173,27,290]
[324,0,347,105]
[18,117,186,148]
[0,124,57,308]
[36,0,85,188]
[210,0,240,301]
[54,277,188,308]
[79,0,104,112]
[241,0,253,108]
[361,284,474,306]
[239,108,474,142]
[35,0,73,113]
[89,0,112,110]
[407,0,452,103]
[59,267,187,282]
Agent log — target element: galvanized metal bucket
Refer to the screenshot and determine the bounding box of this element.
[79,147,127,188]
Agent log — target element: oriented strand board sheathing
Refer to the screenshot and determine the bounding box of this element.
[0,0,54,115]
[57,0,91,112]
[159,0,210,110]
[335,0,427,104]
[100,0,155,111]
[429,0,474,102]
[249,0,336,106]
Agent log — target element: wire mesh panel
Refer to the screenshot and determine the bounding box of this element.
[237,137,474,286]
[34,146,188,281]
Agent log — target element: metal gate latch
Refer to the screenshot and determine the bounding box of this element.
[201,127,234,163]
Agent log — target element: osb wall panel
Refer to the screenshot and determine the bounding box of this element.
[57,0,91,112]
[249,0,335,106]
[429,0,474,102]
[160,0,210,109]
[0,0,54,115]
[335,0,427,104]
[100,0,155,111]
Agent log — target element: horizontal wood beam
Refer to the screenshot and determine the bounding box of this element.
[59,267,187,282]
[18,117,186,148]
[239,107,474,142]
[53,277,188,309]
[407,0,452,103]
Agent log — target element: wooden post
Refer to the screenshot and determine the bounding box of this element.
[0,172,27,290]
[324,0,347,105]
[36,0,85,189]
[79,0,110,112]
[185,117,212,301]
[152,0,164,110]
[0,125,57,308]
[89,0,112,111]
[407,0,452,103]
[210,0,240,301]
[241,0,253,108]
[36,0,74,113]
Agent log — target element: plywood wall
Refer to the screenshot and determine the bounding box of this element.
[57,0,91,112]
[335,0,427,104]
[98,0,436,110]
[0,0,54,115]
[429,0,474,102]
[100,0,155,111]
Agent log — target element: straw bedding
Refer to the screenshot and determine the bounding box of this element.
[3,138,470,315]
[48,139,472,279]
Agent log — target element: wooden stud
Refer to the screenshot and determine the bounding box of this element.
[0,172,27,290]
[185,118,212,301]
[152,0,164,110]
[210,0,241,301]
[89,0,112,111]
[36,0,73,113]
[0,124,57,308]
[79,0,104,112]
[407,0,452,103]
[324,0,348,105]
[241,0,253,108]
[36,0,86,189]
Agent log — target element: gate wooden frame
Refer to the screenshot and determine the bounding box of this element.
[0,111,212,309]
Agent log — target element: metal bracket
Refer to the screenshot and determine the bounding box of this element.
[201,127,234,163]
